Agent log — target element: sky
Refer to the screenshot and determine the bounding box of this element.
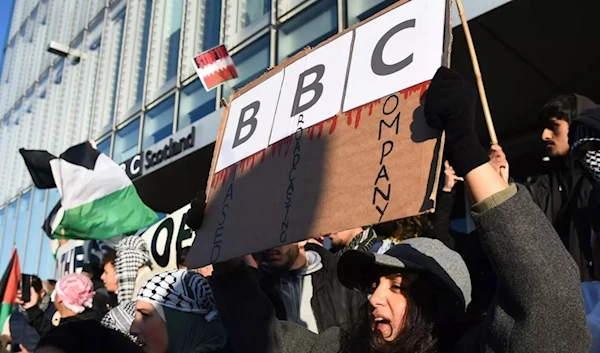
[0,0,15,70]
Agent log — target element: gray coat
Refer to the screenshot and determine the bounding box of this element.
[210,187,591,353]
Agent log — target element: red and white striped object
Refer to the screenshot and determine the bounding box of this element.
[193,45,238,91]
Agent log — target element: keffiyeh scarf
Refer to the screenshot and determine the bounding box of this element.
[334,227,378,257]
[55,274,94,314]
[115,236,150,304]
[101,301,136,341]
[137,270,218,322]
[572,124,600,181]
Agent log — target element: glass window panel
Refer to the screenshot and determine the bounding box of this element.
[143,96,174,148]
[38,189,60,280]
[223,0,271,48]
[180,0,222,81]
[23,189,46,274]
[178,79,216,131]
[277,0,338,64]
[91,1,127,139]
[14,192,32,265]
[222,35,270,102]
[114,118,140,164]
[0,201,18,271]
[115,0,153,125]
[278,0,309,17]
[97,136,112,157]
[145,0,183,102]
[346,0,394,27]
[77,17,104,141]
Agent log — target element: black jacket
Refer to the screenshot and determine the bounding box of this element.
[257,244,365,333]
[9,305,56,352]
[25,305,100,340]
[524,159,595,281]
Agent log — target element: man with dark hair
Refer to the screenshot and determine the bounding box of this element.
[258,242,365,334]
[491,93,598,281]
[9,275,56,352]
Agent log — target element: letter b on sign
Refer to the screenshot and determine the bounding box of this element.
[233,101,260,148]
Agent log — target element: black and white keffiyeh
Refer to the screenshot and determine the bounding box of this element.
[572,124,600,181]
[101,301,136,341]
[116,236,150,304]
[137,270,218,322]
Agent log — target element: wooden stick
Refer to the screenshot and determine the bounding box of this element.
[455,0,508,181]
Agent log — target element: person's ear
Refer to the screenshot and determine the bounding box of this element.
[40,289,46,298]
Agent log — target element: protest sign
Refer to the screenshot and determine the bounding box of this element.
[55,240,103,278]
[193,45,238,91]
[187,0,451,268]
[140,205,194,273]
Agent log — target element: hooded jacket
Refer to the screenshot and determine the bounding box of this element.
[524,94,597,281]
[258,244,365,334]
[209,186,591,353]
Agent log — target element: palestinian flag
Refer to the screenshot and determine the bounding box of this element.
[23,141,158,240]
[0,249,21,330]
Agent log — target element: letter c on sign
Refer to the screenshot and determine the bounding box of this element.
[130,154,141,175]
[371,19,416,76]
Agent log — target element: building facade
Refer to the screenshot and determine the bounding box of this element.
[0,0,510,278]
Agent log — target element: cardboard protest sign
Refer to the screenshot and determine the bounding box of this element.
[193,45,238,91]
[140,205,194,273]
[55,240,103,278]
[187,0,451,268]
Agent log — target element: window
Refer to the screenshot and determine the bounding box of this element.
[14,192,32,264]
[38,189,60,280]
[0,208,4,267]
[114,118,140,164]
[346,0,394,27]
[115,0,153,124]
[277,0,338,63]
[78,16,103,142]
[223,0,271,48]
[180,0,222,80]
[222,35,270,102]
[91,1,127,139]
[143,95,174,148]
[278,0,310,17]
[0,201,18,271]
[178,79,216,131]
[23,189,46,274]
[97,136,112,157]
[145,0,183,102]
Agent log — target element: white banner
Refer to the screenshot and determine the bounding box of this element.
[141,205,194,273]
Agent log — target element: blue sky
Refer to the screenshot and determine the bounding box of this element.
[0,0,15,68]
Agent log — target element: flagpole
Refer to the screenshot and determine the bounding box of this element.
[455,0,508,182]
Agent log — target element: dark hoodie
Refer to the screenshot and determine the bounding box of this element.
[524,94,597,281]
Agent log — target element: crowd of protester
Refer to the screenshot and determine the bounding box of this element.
[0,66,598,352]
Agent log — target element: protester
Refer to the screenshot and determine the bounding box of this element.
[10,276,56,352]
[101,236,153,304]
[82,263,110,317]
[101,301,136,342]
[130,270,228,353]
[490,93,598,281]
[35,320,144,353]
[193,67,590,353]
[258,241,364,333]
[17,274,97,340]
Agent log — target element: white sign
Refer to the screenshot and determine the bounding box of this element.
[214,0,446,172]
[140,205,194,273]
[55,240,104,278]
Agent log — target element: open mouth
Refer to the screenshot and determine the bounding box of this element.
[371,316,391,331]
